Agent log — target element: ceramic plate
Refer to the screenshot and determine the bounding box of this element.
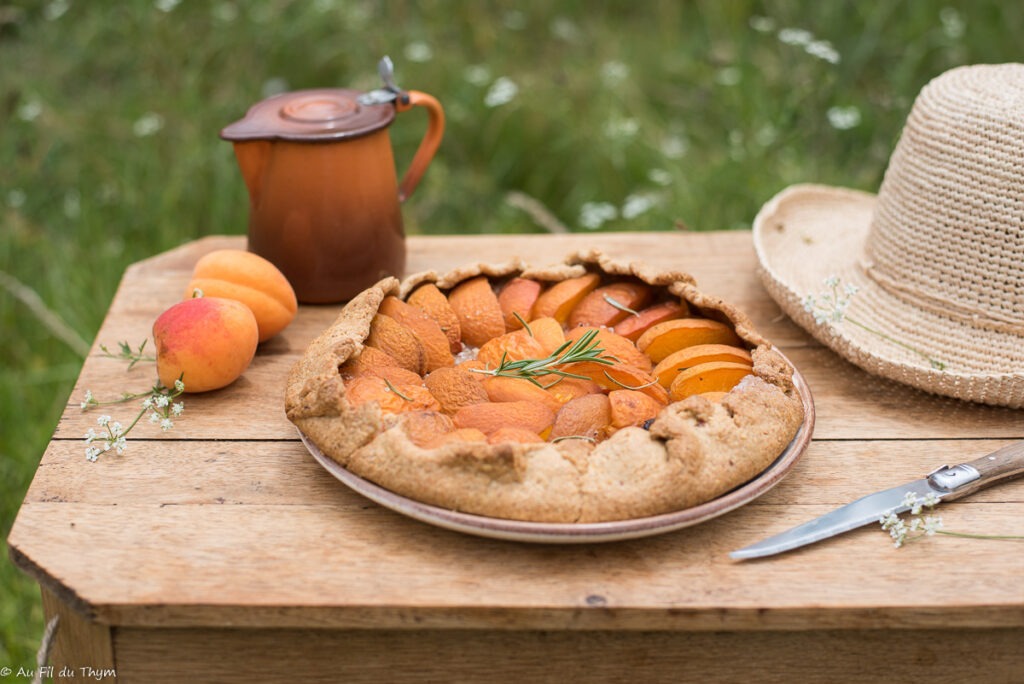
[300,356,815,544]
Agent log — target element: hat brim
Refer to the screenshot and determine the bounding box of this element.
[753,183,1024,408]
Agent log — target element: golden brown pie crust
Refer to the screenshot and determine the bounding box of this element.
[285,250,804,523]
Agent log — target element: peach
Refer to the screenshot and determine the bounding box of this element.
[185,249,297,343]
[153,296,258,393]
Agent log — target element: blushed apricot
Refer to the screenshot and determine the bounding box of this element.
[366,313,426,374]
[652,344,753,388]
[560,361,669,404]
[498,277,543,331]
[488,427,545,444]
[530,273,601,323]
[568,281,653,329]
[608,389,663,429]
[424,366,489,414]
[543,376,603,405]
[549,394,612,442]
[344,376,440,413]
[482,376,563,413]
[447,276,506,347]
[407,283,462,353]
[185,249,297,342]
[668,361,752,402]
[401,410,455,448]
[636,318,742,363]
[453,401,555,437]
[153,296,258,393]
[379,296,454,372]
[565,326,652,372]
[613,301,688,341]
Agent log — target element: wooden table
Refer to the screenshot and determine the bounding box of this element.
[8,233,1024,683]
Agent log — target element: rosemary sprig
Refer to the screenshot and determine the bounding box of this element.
[512,311,533,336]
[603,294,640,317]
[469,328,615,386]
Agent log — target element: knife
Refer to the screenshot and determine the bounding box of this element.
[730,440,1024,560]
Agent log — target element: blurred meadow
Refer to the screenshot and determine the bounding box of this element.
[2,0,1023,670]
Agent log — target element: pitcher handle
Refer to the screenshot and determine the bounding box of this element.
[395,91,445,202]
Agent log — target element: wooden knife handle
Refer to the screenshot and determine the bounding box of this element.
[941,440,1024,501]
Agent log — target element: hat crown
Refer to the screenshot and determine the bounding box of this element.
[865,64,1024,333]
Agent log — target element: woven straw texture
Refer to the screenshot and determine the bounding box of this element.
[753,64,1024,409]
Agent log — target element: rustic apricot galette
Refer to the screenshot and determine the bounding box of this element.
[285,251,804,523]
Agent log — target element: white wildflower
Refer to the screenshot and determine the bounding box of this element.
[464,65,491,86]
[749,16,776,33]
[579,202,618,230]
[86,446,101,462]
[715,67,741,86]
[922,515,943,536]
[661,135,688,159]
[155,394,170,408]
[97,415,111,427]
[827,106,862,131]
[778,27,813,46]
[622,193,658,220]
[174,379,185,392]
[172,402,185,416]
[940,7,965,39]
[648,169,673,186]
[81,390,95,410]
[484,77,519,108]
[155,0,181,11]
[603,116,639,140]
[806,40,840,64]
[17,98,43,122]
[133,112,165,137]
[600,61,630,87]
[160,418,174,431]
[404,41,433,63]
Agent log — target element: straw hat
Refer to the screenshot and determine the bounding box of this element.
[753,63,1024,408]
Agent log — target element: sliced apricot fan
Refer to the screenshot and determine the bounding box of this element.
[453,401,555,437]
[668,361,752,402]
[566,326,653,373]
[497,277,543,331]
[530,273,601,323]
[567,281,653,329]
[366,313,426,374]
[345,376,440,413]
[482,376,563,413]
[549,393,612,442]
[636,318,742,363]
[608,389,663,429]
[406,283,462,353]
[613,301,688,341]
[652,343,752,388]
[447,276,506,347]
[378,296,454,372]
[488,426,545,444]
[424,366,489,414]
[559,361,668,405]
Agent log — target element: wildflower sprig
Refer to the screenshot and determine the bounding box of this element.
[80,339,186,461]
[880,491,1024,548]
[469,328,615,387]
[802,276,947,370]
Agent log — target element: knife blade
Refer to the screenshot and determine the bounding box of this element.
[730,440,1024,560]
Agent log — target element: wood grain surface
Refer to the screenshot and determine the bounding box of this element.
[8,233,1024,682]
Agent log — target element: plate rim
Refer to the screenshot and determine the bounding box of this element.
[299,353,815,544]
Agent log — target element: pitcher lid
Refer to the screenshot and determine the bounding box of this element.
[220,88,395,142]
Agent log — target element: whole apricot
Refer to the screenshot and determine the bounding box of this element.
[153,296,258,393]
[185,249,297,342]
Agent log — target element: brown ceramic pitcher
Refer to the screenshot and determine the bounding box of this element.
[221,57,444,303]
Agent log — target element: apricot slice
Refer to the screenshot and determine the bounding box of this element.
[498,278,543,331]
[477,329,550,369]
[379,296,455,372]
[559,361,668,405]
[668,361,753,402]
[366,314,426,374]
[568,281,653,329]
[543,376,603,405]
[402,410,455,448]
[613,301,688,341]
[549,393,612,443]
[652,343,753,388]
[565,326,652,372]
[407,283,462,354]
[608,389,663,429]
[447,276,506,347]
[437,427,489,444]
[424,366,490,414]
[522,316,566,355]
[340,346,399,378]
[345,376,440,413]
[636,318,742,363]
[488,427,545,444]
[453,401,555,437]
[530,273,601,323]
[482,376,563,413]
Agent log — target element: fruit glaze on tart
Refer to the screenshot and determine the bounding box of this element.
[286,250,804,523]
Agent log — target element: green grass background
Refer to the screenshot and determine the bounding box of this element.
[2,0,1021,671]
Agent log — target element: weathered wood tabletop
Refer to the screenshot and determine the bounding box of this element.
[8,232,1024,683]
